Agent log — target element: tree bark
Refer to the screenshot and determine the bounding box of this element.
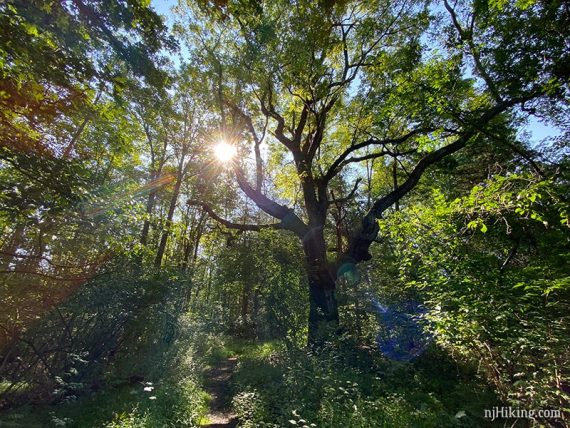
[302,225,339,345]
[140,127,168,251]
[141,187,158,247]
[154,174,182,268]
[307,264,339,346]
[392,156,399,211]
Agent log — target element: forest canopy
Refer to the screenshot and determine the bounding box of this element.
[0,0,568,427]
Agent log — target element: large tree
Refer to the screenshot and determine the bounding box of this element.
[181,0,569,343]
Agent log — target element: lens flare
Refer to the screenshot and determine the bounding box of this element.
[213,141,237,163]
[81,174,175,218]
[371,297,432,362]
[339,263,431,361]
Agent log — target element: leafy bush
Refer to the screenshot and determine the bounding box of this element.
[369,173,569,423]
[229,338,499,427]
[0,267,209,426]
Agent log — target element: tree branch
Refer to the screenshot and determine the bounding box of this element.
[323,129,430,182]
[343,94,542,264]
[234,167,309,238]
[258,88,297,152]
[186,200,280,231]
[227,102,267,190]
[444,0,502,101]
[329,178,362,205]
[338,148,417,170]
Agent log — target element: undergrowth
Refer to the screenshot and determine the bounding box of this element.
[220,336,504,428]
[0,316,209,427]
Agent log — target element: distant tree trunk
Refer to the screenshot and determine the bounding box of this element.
[0,224,25,271]
[252,288,260,338]
[155,136,194,268]
[392,156,399,211]
[239,284,252,336]
[181,209,206,271]
[240,285,250,319]
[140,133,167,251]
[154,173,183,268]
[63,91,102,158]
[141,187,158,247]
[240,281,252,338]
[181,235,193,271]
[180,206,196,269]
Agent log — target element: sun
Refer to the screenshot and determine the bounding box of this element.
[213,141,237,163]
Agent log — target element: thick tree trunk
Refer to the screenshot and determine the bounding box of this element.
[307,264,339,345]
[303,226,339,345]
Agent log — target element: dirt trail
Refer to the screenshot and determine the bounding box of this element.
[201,356,239,428]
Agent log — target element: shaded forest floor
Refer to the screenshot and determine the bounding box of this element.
[0,334,507,427]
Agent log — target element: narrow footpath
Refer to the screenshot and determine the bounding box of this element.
[201,357,239,428]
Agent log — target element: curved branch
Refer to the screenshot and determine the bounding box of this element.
[329,178,362,205]
[343,94,541,264]
[323,129,431,182]
[444,0,501,101]
[339,148,418,171]
[186,200,280,232]
[227,102,267,190]
[370,134,474,218]
[234,167,309,238]
[258,88,297,151]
